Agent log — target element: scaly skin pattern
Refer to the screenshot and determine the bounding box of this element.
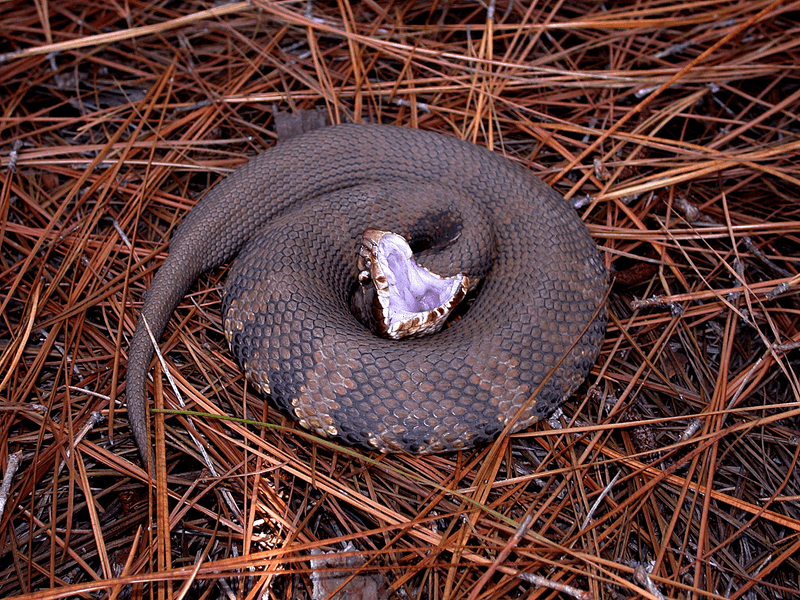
[126,124,607,460]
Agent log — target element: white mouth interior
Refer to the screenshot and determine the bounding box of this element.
[375,233,466,336]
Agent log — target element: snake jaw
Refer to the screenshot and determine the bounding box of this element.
[357,228,468,340]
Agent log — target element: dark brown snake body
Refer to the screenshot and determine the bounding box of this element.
[127,124,606,458]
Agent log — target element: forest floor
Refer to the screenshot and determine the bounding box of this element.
[1,1,799,599]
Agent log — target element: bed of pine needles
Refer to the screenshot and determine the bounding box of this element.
[1,1,799,599]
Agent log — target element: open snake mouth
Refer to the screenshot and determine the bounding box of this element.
[356,228,469,340]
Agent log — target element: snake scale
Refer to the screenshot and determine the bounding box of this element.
[126,124,607,460]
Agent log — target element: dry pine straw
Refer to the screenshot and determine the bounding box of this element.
[1,1,799,599]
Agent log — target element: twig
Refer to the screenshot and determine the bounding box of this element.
[0,451,23,522]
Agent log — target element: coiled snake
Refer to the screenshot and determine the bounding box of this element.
[126,124,606,460]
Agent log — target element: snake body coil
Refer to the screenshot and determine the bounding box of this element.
[127,124,606,458]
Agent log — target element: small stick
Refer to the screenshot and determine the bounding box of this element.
[0,451,23,522]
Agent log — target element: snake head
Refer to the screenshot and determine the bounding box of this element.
[356,228,469,340]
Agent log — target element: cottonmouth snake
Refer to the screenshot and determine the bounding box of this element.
[126,124,607,459]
